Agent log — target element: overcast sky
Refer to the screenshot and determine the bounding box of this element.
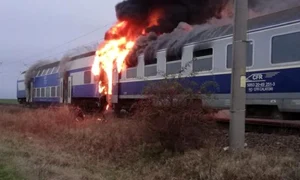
[0,0,119,98]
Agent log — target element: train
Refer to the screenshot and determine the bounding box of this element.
[17,6,300,119]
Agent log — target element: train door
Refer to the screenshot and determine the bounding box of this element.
[67,76,72,104]
[59,78,64,103]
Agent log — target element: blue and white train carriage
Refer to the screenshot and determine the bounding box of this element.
[111,6,300,119]
[17,51,102,111]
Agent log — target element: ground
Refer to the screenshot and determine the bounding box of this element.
[0,105,300,180]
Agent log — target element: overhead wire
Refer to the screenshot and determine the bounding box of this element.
[1,22,114,67]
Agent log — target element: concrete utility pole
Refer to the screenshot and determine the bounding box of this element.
[229,0,248,151]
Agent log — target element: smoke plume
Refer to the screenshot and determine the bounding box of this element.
[25,60,51,93]
[109,0,300,66]
[58,43,98,78]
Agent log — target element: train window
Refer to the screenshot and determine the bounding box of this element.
[145,65,157,77]
[126,67,137,78]
[144,58,157,77]
[40,70,45,76]
[226,41,253,68]
[166,53,182,62]
[46,87,51,97]
[41,88,45,97]
[271,32,300,64]
[37,88,41,97]
[84,71,91,84]
[51,87,56,97]
[46,68,52,75]
[193,48,213,72]
[36,70,41,77]
[50,67,56,74]
[145,58,157,65]
[166,54,182,75]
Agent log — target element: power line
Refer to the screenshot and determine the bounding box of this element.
[4,22,113,65]
[2,40,103,68]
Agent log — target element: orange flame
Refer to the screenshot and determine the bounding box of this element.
[92,11,164,109]
[148,9,163,27]
[92,21,135,96]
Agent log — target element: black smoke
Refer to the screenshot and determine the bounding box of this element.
[115,0,229,34]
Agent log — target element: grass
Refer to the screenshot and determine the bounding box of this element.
[0,99,18,104]
[0,106,300,179]
[0,163,23,180]
[0,147,24,180]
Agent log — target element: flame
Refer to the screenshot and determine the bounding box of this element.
[92,21,136,96]
[148,9,163,27]
[92,10,163,110]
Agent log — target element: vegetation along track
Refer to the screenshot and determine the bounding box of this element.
[1,103,300,136]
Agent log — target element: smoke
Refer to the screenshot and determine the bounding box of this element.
[114,0,300,66]
[116,0,229,35]
[25,60,51,91]
[58,43,98,78]
[249,0,300,17]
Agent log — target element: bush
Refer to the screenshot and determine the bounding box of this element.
[133,78,218,153]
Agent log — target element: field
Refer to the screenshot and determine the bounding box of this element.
[0,99,18,105]
[0,104,300,180]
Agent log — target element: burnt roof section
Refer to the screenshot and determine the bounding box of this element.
[185,6,300,46]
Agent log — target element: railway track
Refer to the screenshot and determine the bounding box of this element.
[215,117,300,135]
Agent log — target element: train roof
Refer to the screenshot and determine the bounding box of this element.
[184,6,300,46]
[34,51,96,70]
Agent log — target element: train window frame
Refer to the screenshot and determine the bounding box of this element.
[225,40,254,70]
[270,31,300,65]
[84,70,92,84]
[41,88,45,98]
[166,54,182,76]
[50,67,56,74]
[46,68,52,75]
[125,62,138,79]
[40,70,46,76]
[36,70,41,77]
[192,48,214,74]
[144,58,158,77]
[51,86,56,97]
[37,88,40,98]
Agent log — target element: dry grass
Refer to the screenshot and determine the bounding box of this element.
[0,105,300,179]
[0,105,143,162]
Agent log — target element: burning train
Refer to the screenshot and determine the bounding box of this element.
[17,3,300,119]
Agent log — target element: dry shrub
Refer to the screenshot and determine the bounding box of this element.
[133,78,218,153]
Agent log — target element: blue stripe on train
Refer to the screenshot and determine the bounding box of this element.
[33,98,60,102]
[72,84,99,98]
[118,67,300,95]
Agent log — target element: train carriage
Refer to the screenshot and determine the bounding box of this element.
[113,6,300,119]
[18,51,102,111]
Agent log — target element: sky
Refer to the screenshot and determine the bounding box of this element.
[0,0,120,98]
